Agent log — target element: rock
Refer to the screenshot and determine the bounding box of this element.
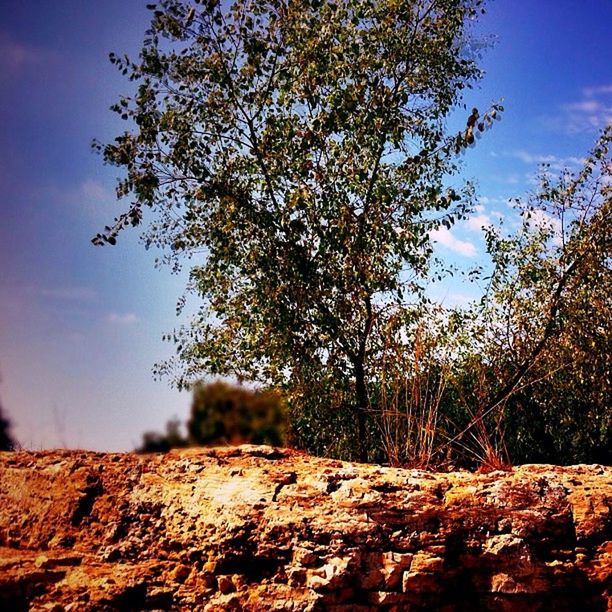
[362,551,413,590]
[217,575,235,594]
[409,552,444,573]
[0,446,609,610]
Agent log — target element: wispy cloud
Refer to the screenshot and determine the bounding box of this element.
[561,101,611,133]
[77,179,115,218]
[430,227,477,257]
[0,31,55,75]
[446,292,474,307]
[525,209,563,246]
[583,85,612,97]
[546,85,612,134]
[489,173,521,186]
[37,178,115,219]
[38,287,97,301]
[10,285,97,302]
[106,312,140,326]
[80,179,110,203]
[478,196,512,208]
[509,150,584,171]
[465,213,492,232]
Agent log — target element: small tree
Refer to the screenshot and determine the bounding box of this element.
[451,127,611,465]
[189,380,286,446]
[95,0,500,461]
[137,381,286,451]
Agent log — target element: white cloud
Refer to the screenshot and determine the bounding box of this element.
[465,213,492,231]
[11,285,96,302]
[106,312,140,326]
[546,85,612,134]
[584,84,612,98]
[567,100,601,113]
[478,195,512,208]
[28,178,114,219]
[512,151,559,165]
[430,227,477,257]
[526,209,563,245]
[507,151,585,174]
[562,101,611,133]
[489,174,521,185]
[43,178,115,220]
[446,292,474,307]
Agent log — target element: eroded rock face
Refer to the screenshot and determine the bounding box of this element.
[0,446,609,611]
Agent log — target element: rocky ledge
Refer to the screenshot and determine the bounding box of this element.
[0,446,609,611]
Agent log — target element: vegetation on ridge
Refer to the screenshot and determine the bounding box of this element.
[95,0,610,468]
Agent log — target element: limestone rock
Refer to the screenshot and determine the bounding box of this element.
[0,446,609,610]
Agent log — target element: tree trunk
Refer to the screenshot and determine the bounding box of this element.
[354,360,368,463]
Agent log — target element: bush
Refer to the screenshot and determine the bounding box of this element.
[138,381,287,452]
[188,381,286,447]
[0,401,16,452]
[139,417,187,453]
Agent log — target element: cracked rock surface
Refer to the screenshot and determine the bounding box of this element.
[0,445,610,610]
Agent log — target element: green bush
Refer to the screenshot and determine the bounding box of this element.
[188,381,286,447]
[138,381,287,452]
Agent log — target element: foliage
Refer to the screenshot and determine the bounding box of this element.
[349,128,611,469]
[189,380,286,446]
[0,414,15,452]
[139,416,188,452]
[138,381,286,452]
[133,123,612,467]
[0,395,16,452]
[450,127,612,466]
[96,0,500,461]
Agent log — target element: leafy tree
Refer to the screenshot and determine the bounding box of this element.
[95,0,500,461]
[452,127,611,465]
[137,381,286,451]
[188,380,286,446]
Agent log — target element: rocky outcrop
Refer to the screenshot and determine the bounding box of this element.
[0,446,609,611]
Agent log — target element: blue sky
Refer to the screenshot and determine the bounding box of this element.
[0,0,610,450]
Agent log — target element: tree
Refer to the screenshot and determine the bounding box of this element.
[189,380,286,446]
[95,0,500,461]
[450,127,611,465]
[137,381,286,451]
[0,396,16,451]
